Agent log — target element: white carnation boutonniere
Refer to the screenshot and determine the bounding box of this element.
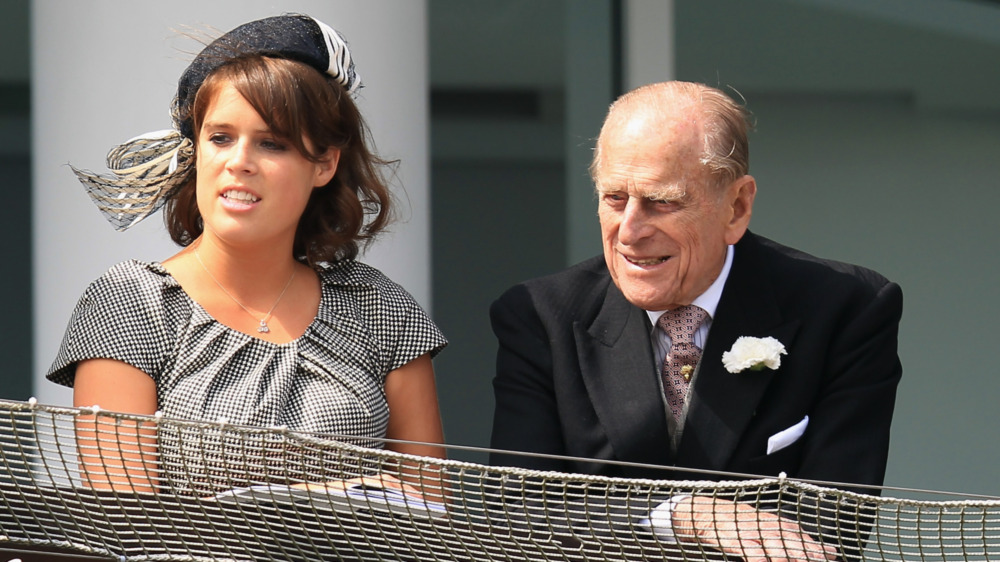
[722,336,787,373]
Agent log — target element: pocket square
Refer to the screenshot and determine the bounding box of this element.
[766,415,809,455]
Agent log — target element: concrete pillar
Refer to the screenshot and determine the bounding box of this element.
[624,0,675,91]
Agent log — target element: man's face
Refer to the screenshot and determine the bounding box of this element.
[595,109,750,311]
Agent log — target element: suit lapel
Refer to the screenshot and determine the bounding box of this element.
[574,284,675,467]
[677,234,801,471]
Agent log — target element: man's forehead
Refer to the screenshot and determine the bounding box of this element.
[611,95,702,134]
[622,108,698,135]
[600,109,705,169]
[595,130,708,195]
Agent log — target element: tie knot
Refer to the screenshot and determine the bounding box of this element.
[657,305,708,346]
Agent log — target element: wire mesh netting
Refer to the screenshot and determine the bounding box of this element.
[0,398,998,562]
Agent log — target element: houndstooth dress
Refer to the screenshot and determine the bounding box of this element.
[47,259,447,493]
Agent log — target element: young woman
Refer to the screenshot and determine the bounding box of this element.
[47,15,447,497]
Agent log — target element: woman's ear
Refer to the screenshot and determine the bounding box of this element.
[314,147,341,187]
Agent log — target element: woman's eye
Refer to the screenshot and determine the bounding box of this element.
[208,133,230,145]
[260,139,287,152]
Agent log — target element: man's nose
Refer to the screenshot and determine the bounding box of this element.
[618,199,652,244]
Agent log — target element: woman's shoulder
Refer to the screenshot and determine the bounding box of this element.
[314,260,446,363]
[314,259,425,320]
[98,259,174,281]
[88,259,177,291]
[48,260,183,387]
[82,259,181,309]
[316,259,410,295]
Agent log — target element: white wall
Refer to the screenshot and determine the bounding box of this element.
[32,0,430,405]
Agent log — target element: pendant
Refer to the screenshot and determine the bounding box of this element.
[257,320,270,333]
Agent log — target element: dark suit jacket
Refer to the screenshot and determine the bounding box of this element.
[489,232,902,493]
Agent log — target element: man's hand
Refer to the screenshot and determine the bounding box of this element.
[672,495,838,562]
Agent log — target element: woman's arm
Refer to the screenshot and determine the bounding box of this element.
[73,358,159,493]
[383,353,447,499]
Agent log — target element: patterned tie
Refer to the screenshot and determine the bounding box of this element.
[657,305,709,421]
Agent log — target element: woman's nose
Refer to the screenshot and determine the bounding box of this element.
[225,140,257,174]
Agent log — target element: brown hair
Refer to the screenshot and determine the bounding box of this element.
[164,55,395,266]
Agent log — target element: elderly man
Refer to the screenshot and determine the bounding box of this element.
[489,81,902,560]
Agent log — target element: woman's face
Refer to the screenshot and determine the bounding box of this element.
[195,82,338,249]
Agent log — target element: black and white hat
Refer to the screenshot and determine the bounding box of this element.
[174,14,360,139]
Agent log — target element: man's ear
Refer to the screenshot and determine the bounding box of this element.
[314,147,341,188]
[723,175,756,245]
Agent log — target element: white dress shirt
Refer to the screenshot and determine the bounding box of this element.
[640,245,735,543]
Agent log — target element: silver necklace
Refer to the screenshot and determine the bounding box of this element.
[193,248,296,334]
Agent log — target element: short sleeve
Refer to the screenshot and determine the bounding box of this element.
[383,292,448,372]
[320,261,448,375]
[46,261,174,387]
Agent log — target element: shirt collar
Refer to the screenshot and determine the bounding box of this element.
[646,244,734,326]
